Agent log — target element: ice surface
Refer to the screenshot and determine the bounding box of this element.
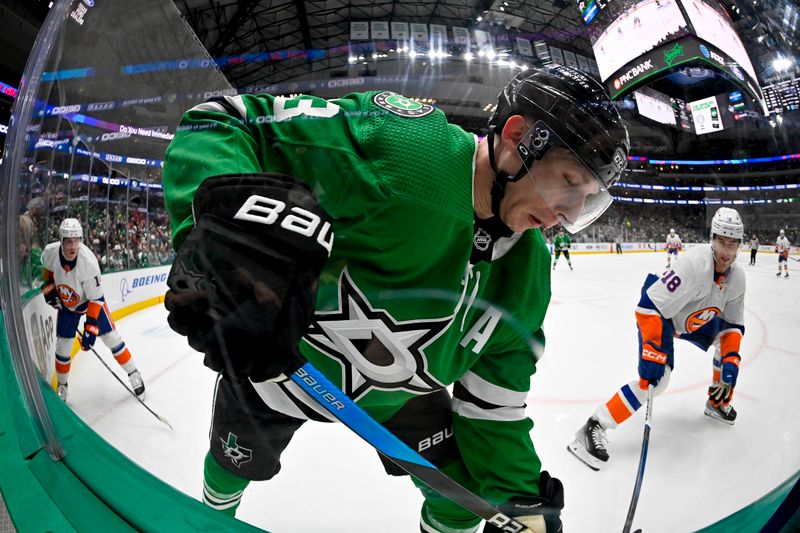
[64,251,800,532]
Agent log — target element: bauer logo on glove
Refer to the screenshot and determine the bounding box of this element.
[233,194,334,255]
[165,173,333,382]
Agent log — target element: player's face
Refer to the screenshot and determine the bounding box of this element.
[523,147,602,233]
[62,237,80,260]
[500,147,595,232]
[712,235,741,272]
[495,118,613,233]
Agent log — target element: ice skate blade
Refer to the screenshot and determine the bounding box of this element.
[567,441,605,471]
[704,407,735,425]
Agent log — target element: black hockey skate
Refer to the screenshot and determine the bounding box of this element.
[704,400,736,425]
[568,417,609,470]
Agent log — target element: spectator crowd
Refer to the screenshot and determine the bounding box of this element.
[17,178,797,291]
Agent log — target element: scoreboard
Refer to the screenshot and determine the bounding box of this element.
[762,79,800,114]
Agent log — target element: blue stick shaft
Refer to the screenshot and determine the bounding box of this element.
[289,362,527,532]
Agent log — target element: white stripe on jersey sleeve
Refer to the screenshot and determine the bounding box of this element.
[458,370,527,407]
[223,95,248,121]
[451,398,526,422]
[189,101,227,114]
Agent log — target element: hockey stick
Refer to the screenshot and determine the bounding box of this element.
[78,334,173,431]
[622,384,655,533]
[290,363,532,533]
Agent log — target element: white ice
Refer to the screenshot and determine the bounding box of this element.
[64,251,800,532]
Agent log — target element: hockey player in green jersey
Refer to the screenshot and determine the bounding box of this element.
[552,228,573,270]
[162,65,629,532]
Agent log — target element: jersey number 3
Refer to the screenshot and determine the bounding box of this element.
[274,96,340,122]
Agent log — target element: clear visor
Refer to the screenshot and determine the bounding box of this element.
[712,235,743,255]
[517,121,614,234]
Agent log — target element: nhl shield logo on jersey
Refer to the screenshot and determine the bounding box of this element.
[685,307,721,333]
[373,91,435,118]
[474,228,492,252]
[304,269,448,400]
[57,284,80,307]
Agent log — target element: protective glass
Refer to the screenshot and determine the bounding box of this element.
[517,121,614,234]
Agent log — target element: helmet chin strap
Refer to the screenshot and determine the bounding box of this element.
[470,128,529,265]
[487,129,529,219]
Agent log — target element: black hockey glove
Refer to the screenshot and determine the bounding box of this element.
[81,321,99,351]
[165,174,333,382]
[42,282,61,310]
[483,471,564,533]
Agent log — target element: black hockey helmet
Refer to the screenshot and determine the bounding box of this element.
[487,65,630,233]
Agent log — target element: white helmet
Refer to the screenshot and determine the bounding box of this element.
[59,218,83,241]
[780,229,785,235]
[710,207,744,241]
[670,228,675,235]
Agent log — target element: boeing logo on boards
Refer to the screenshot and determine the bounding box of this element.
[613,60,653,90]
[120,273,168,302]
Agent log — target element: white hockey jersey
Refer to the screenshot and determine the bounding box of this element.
[646,243,745,336]
[776,236,791,254]
[665,234,682,251]
[41,242,104,311]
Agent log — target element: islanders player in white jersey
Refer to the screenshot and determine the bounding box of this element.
[665,227,682,268]
[40,218,145,402]
[775,229,790,278]
[569,207,746,470]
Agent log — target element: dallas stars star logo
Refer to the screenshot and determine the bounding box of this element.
[221,432,252,468]
[305,269,449,400]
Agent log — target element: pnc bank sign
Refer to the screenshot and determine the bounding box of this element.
[613,60,654,90]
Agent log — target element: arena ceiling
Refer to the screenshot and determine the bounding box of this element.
[174,0,589,87]
[2,0,799,162]
[171,0,799,89]
[4,0,798,90]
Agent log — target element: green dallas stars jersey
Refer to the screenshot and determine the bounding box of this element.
[554,233,571,251]
[163,91,552,503]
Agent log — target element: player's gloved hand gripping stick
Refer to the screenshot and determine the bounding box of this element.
[166,173,561,532]
[165,174,331,382]
[42,282,61,310]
